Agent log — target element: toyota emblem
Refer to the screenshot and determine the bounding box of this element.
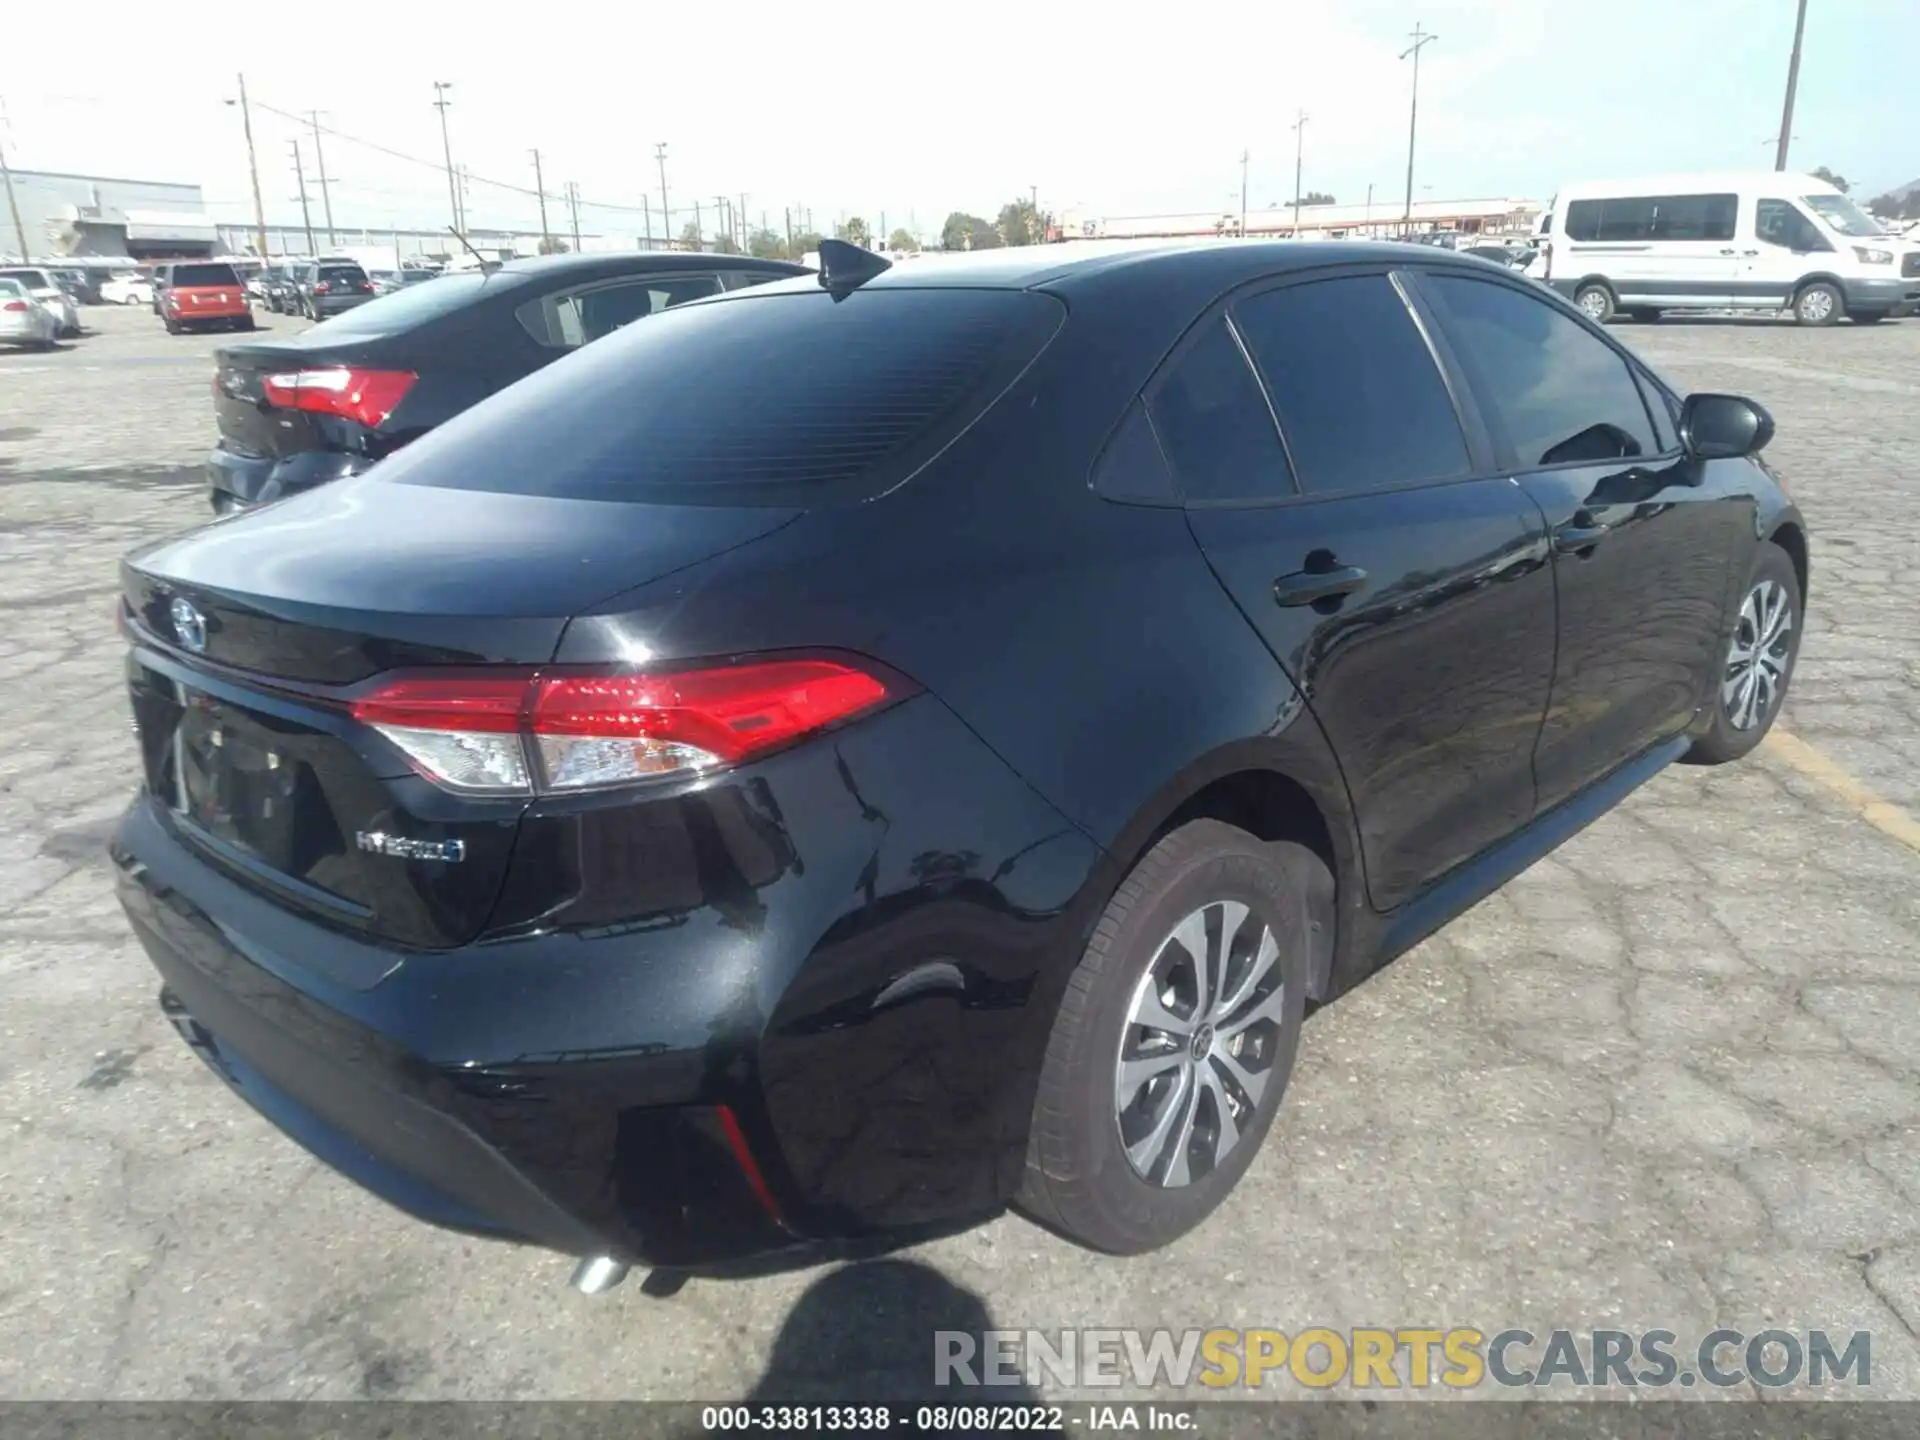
[169,596,207,654]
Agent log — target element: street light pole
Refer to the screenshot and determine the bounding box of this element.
[432,82,460,233]
[289,141,315,255]
[308,111,335,247]
[1401,23,1438,238]
[655,143,670,249]
[1292,110,1309,236]
[227,75,269,260]
[1774,0,1809,171]
[1240,149,1249,237]
[531,149,550,251]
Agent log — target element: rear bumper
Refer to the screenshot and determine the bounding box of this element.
[206,443,372,509]
[111,690,1106,1268]
[116,794,800,1267]
[310,295,373,315]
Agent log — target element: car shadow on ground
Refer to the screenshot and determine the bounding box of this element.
[738,1257,1036,1407]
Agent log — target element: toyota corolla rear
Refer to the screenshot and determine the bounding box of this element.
[113,274,1093,1271]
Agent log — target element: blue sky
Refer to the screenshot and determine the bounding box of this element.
[0,0,1912,241]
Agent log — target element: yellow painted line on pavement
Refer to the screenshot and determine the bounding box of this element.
[1763,728,1920,855]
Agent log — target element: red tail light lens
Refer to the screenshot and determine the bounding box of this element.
[314,281,331,294]
[2,300,26,313]
[350,659,903,795]
[262,367,418,427]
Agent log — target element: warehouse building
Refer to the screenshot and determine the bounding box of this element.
[2,168,220,262]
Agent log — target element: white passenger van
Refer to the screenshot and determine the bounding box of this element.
[1540,171,1920,326]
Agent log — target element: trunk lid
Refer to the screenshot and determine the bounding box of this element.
[214,335,379,461]
[122,479,801,948]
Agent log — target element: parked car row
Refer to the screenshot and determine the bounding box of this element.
[255,259,380,319]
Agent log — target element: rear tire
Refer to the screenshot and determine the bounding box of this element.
[1018,820,1310,1254]
[1685,544,1801,765]
[1792,281,1843,327]
[1574,283,1616,323]
[163,318,180,335]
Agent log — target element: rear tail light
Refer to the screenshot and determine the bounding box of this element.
[262,367,417,427]
[2,300,26,312]
[314,282,331,294]
[350,658,905,796]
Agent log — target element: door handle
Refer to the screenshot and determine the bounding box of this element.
[1273,564,1367,607]
[1553,524,1608,555]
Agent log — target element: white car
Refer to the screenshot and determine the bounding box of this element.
[100,273,156,307]
[0,267,81,337]
[0,277,58,349]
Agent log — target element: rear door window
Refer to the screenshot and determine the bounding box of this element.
[170,263,240,287]
[1144,319,1292,502]
[1231,274,1470,496]
[384,287,1066,505]
[515,273,722,349]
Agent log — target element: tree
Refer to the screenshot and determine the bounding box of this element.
[1300,190,1336,206]
[1811,166,1850,194]
[835,216,873,248]
[996,197,1051,247]
[887,228,919,253]
[712,234,742,256]
[940,212,998,251]
[678,220,703,251]
[791,230,825,258]
[1866,187,1920,221]
[747,228,787,259]
[536,236,570,255]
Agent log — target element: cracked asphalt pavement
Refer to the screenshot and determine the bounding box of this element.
[0,304,1915,1403]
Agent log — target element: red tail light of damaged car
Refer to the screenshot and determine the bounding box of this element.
[350,658,903,795]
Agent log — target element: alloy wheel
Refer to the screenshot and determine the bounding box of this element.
[1577,290,1609,320]
[1114,900,1288,1188]
[1799,289,1835,323]
[1723,578,1793,730]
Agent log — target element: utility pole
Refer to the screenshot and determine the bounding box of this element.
[693,199,703,250]
[289,141,316,255]
[0,126,26,263]
[714,196,729,248]
[432,83,460,232]
[566,182,581,251]
[530,149,550,250]
[1240,149,1249,236]
[1030,184,1039,244]
[1401,23,1439,238]
[654,143,670,248]
[1366,181,1375,235]
[784,205,793,256]
[226,75,269,260]
[1292,110,1309,236]
[307,111,335,247]
[739,192,748,249]
[641,195,652,248]
[1774,0,1809,171]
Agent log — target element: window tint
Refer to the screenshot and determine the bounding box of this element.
[516,274,721,349]
[1756,199,1831,252]
[1090,402,1177,505]
[1233,275,1469,495]
[170,263,239,287]
[1144,319,1291,502]
[1425,275,1657,468]
[318,265,368,284]
[719,269,782,291]
[1563,194,1736,243]
[384,288,1064,505]
[304,271,489,334]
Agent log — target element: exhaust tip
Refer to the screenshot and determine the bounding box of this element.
[570,1256,631,1295]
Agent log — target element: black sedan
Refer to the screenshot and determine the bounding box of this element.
[115,240,1806,1282]
[205,251,805,514]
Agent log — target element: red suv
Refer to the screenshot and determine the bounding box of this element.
[161,262,254,335]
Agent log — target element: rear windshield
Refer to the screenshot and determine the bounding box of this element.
[305,271,490,334]
[2,270,51,288]
[382,287,1065,506]
[0,279,25,297]
[172,264,239,287]
[319,265,368,283]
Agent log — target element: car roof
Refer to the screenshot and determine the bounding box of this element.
[731,239,1498,299]
[490,251,809,282]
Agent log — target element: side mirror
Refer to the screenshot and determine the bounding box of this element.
[1680,393,1774,460]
